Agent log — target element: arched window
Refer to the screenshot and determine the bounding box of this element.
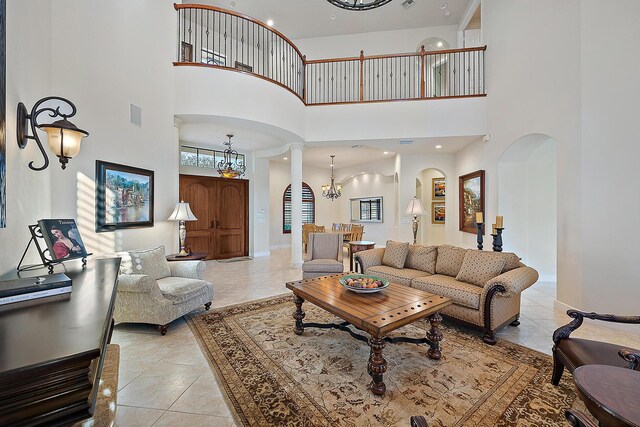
[283,182,315,234]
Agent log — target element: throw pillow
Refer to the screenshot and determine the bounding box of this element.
[499,252,523,273]
[456,250,507,287]
[405,245,437,273]
[116,251,133,275]
[435,245,467,277]
[382,241,410,269]
[128,246,171,280]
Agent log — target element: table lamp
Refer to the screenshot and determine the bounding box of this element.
[405,197,427,244]
[168,200,198,256]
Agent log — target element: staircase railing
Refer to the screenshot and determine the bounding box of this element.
[175,4,486,106]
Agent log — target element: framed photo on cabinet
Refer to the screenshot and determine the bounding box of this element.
[459,170,484,234]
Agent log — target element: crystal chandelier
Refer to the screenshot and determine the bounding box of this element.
[322,155,342,200]
[326,0,393,11]
[217,134,246,179]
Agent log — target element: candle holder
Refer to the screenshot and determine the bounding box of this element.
[476,222,484,250]
[492,227,504,252]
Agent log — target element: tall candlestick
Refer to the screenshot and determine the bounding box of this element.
[491,224,497,235]
[496,216,504,228]
[476,212,483,224]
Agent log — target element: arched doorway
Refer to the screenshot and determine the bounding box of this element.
[498,134,558,282]
[416,168,446,245]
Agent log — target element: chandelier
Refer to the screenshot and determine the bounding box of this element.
[326,0,393,11]
[217,134,246,179]
[322,155,342,201]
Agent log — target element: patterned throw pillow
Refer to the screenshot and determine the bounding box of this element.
[405,245,437,273]
[127,246,171,280]
[456,250,507,287]
[435,245,468,277]
[382,241,410,269]
[498,252,522,272]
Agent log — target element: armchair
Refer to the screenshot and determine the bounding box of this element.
[114,246,213,335]
[302,233,344,279]
[551,309,640,385]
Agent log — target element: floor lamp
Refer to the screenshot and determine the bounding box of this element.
[168,200,198,256]
[406,197,427,244]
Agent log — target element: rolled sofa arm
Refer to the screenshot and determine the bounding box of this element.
[168,260,206,280]
[117,274,158,293]
[354,248,385,273]
[485,266,539,298]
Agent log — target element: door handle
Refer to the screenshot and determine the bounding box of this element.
[216,220,220,229]
[210,220,215,229]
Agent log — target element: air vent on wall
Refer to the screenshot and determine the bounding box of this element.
[400,139,414,144]
[129,103,142,127]
[402,0,416,9]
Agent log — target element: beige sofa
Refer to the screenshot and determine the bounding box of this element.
[355,243,539,344]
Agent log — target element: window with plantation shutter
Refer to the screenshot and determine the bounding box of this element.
[283,183,315,234]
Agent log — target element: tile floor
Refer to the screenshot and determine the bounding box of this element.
[112,248,640,426]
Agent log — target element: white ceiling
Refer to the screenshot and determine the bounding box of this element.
[186,0,471,40]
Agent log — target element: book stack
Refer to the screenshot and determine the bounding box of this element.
[0,273,72,306]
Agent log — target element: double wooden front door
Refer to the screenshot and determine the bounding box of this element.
[179,174,248,260]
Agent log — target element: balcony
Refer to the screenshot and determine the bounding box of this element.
[174,4,486,106]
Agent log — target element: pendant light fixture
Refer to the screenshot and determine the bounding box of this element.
[326,0,393,11]
[216,134,246,179]
[322,155,342,201]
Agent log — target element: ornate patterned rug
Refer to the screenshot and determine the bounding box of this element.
[186,295,581,426]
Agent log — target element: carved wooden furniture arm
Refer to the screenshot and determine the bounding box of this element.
[484,266,538,298]
[553,310,640,344]
[565,409,599,427]
[410,415,429,427]
[619,349,640,371]
[354,248,385,273]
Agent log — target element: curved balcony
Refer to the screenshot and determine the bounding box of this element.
[175,4,486,106]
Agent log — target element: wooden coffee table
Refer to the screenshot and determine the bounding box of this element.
[286,274,452,396]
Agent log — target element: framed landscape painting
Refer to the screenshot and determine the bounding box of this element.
[432,202,445,224]
[459,170,484,234]
[96,161,154,232]
[432,177,445,200]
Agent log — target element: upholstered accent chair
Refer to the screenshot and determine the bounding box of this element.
[551,310,640,385]
[302,233,344,279]
[302,224,325,252]
[114,246,214,335]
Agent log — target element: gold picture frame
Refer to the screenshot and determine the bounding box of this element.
[432,177,445,200]
[432,202,445,224]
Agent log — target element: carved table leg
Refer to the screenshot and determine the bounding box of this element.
[427,312,443,360]
[368,336,387,395]
[292,294,305,335]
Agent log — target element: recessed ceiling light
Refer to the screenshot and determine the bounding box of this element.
[437,41,443,47]
[383,151,389,154]
[330,14,337,20]
[283,157,288,160]
[435,145,443,149]
[440,3,448,9]
[229,1,236,7]
[267,19,274,27]
[444,10,451,17]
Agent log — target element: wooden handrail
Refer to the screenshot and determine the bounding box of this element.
[175,3,305,60]
[305,45,487,64]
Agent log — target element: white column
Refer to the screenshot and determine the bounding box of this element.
[290,143,304,268]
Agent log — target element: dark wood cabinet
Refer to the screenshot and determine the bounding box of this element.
[180,174,249,260]
[0,258,120,426]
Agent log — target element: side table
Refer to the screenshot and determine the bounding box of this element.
[569,365,640,427]
[166,252,208,261]
[348,240,375,272]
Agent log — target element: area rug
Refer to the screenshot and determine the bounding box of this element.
[187,295,582,426]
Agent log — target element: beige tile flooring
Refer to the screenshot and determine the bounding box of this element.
[112,248,640,426]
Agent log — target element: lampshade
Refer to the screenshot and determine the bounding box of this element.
[42,119,88,159]
[167,201,198,221]
[405,197,427,216]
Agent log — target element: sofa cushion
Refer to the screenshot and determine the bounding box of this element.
[366,265,430,287]
[435,245,467,277]
[405,245,437,274]
[497,252,522,273]
[302,259,344,273]
[128,246,171,280]
[456,250,507,287]
[157,276,213,305]
[412,275,483,310]
[382,241,409,269]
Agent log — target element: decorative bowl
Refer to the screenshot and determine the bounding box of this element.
[339,274,389,293]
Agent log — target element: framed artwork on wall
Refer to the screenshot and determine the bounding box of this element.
[432,177,445,200]
[234,61,253,72]
[181,41,193,62]
[96,161,154,232]
[459,170,485,234]
[432,202,445,224]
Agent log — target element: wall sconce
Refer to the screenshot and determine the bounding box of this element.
[16,96,89,171]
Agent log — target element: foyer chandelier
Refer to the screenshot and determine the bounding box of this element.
[326,0,393,11]
[322,155,342,201]
[217,134,246,179]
